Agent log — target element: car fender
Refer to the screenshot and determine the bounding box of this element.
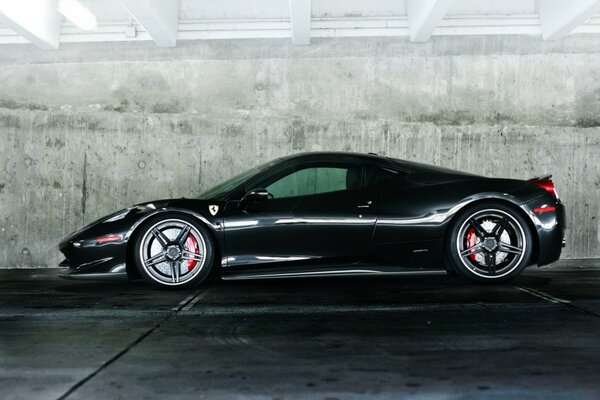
[123,207,221,241]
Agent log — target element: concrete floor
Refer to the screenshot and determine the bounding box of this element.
[1,261,600,400]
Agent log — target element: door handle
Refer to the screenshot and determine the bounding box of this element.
[357,201,373,209]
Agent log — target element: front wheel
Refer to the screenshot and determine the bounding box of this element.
[446,203,533,284]
[132,213,214,289]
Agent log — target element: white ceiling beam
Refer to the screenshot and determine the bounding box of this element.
[539,0,600,40]
[118,0,179,47]
[0,0,61,49]
[289,0,311,45]
[406,0,454,42]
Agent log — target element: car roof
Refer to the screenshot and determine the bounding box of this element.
[278,152,477,177]
[278,151,401,167]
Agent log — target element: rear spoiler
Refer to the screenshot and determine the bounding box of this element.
[529,174,552,181]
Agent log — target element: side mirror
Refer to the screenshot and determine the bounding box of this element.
[241,188,271,203]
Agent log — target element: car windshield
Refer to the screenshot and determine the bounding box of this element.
[197,158,281,200]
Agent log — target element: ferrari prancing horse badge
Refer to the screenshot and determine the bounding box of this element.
[209,205,219,216]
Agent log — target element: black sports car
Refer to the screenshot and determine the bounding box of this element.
[59,152,565,289]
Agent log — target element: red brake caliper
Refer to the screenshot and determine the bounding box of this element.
[466,227,477,261]
[184,235,199,272]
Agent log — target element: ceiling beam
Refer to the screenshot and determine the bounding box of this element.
[0,0,61,49]
[289,0,311,45]
[539,0,600,40]
[118,0,179,47]
[406,0,454,42]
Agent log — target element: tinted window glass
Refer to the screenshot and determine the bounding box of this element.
[365,166,401,186]
[197,158,281,200]
[267,167,357,199]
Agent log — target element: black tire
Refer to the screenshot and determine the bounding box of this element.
[446,202,533,284]
[132,212,214,290]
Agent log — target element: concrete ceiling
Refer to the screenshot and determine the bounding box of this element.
[0,0,599,49]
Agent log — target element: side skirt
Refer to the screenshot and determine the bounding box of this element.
[221,267,447,281]
[58,272,128,281]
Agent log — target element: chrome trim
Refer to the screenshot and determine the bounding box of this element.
[77,256,114,269]
[110,264,127,273]
[222,268,447,280]
[379,193,536,227]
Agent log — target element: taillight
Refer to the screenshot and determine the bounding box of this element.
[530,178,559,200]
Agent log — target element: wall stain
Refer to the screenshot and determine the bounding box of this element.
[575,116,600,128]
[221,123,244,136]
[151,100,184,114]
[0,99,48,111]
[45,114,105,131]
[170,120,193,135]
[45,138,65,148]
[103,99,130,113]
[285,119,306,150]
[81,153,88,221]
[0,114,22,129]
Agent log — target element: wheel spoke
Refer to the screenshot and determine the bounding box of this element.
[182,250,203,262]
[175,225,191,247]
[491,217,509,238]
[460,243,484,257]
[498,242,523,255]
[151,228,169,249]
[170,261,180,283]
[145,251,166,267]
[470,218,488,238]
[484,252,496,275]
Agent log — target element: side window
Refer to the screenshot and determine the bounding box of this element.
[266,166,359,199]
[365,166,401,186]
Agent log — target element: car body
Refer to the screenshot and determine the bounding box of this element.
[58,152,566,287]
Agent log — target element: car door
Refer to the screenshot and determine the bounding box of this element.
[363,163,448,267]
[221,160,376,272]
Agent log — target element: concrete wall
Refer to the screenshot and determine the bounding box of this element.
[0,35,599,268]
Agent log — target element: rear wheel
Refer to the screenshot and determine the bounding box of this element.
[447,203,533,284]
[133,213,214,289]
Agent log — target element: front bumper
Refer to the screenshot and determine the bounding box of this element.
[58,269,128,281]
[58,233,129,280]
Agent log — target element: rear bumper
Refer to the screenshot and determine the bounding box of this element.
[523,199,566,266]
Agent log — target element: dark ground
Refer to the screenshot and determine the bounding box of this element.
[1,260,599,400]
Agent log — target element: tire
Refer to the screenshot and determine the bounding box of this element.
[446,202,533,284]
[132,212,214,289]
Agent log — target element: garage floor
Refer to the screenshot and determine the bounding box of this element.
[1,261,599,400]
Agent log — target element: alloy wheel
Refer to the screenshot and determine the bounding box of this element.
[455,209,526,279]
[139,219,207,286]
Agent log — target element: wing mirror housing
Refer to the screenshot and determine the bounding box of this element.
[241,188,270,203]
